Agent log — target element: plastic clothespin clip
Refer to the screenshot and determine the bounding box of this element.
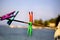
[1,11,15,20]
[7,11,19,25]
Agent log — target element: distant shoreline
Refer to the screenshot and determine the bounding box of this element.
[9,25,57,30]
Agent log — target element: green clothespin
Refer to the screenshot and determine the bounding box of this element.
[27,22,32,36]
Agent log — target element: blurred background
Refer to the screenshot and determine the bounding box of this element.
[0,0,60,27]
[0,0,60,40]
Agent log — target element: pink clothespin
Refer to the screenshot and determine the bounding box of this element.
[1,11,15,20]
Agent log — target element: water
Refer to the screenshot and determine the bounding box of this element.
[0,25,55,40]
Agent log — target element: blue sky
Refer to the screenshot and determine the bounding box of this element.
[0,0,60,26]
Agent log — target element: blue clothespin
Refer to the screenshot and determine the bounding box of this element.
[7,11,19,25]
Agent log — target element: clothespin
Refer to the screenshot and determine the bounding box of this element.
[7,11,19,25]
[1,11,15,20]
[28,11,33,36]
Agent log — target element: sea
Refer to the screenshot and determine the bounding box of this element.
[0,25,55,40]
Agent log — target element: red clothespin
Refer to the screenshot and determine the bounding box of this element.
[29,11,33,22]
